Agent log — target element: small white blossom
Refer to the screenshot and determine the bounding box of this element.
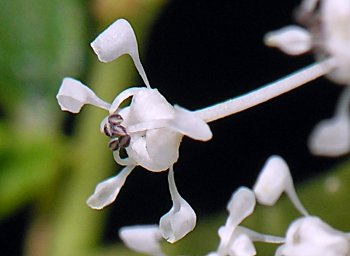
[276,216,350,256]
[57,18,211,242]
[209,187,284,256]
[119,225,165,256]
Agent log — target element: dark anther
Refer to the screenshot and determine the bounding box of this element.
[108,137,120,151]
[119,135,131,148]
[111,125,128,137]
[104,124,113,137]
[108,114,123,125]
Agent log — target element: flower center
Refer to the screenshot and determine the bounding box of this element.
[103,113,131,151]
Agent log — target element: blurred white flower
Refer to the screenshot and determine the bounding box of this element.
[265,0,350,157]
[265,0,350,85]
[210,187,284,256]
[119,225,165,256]
[276,216,350,256]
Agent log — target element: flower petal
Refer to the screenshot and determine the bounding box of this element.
[119,225,165,256]
[167,105,213,141]
[90,19,150,87]
[159,167,196,243]
[264,25,312,55]
[308,115,350,157]
[86,165,135,209]
[308,88,350,157]
[226,187,256,227]
[57,77,110,113]
[253,156,308,216]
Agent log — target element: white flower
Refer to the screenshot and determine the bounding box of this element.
[119,225,165,256]
[276,216,350,256]
[211,187,284,256]
[253,155,309,216]
[57,18,211,242]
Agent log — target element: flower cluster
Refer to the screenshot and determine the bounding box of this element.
[56,0,350,254]
[264,0,350,157]
[119,156,350,256]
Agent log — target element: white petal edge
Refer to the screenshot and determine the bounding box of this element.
[119,225,166,256]
[86,165,135,209]
[226,187,256,227]
[90,19,150,88]
[159,167,196,243]
[167,105,213,141]
[57,77,110,113]
[264,25,312,55]
[308,87,350,157]
[253,155,309,216]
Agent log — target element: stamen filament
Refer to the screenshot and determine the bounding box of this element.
[196,58,336,123]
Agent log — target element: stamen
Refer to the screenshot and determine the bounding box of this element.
[104,124,113,137]
[108,138,120,151]
[119,135,131,149]
[108,113,123,125]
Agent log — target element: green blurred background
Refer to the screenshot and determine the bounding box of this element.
[0,0,349,255]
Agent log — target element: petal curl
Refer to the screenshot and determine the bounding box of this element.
[253,156,308,216]
[86,165,135,209]
[168,105,212,141]
[159,167,196,243]
[57,77,110,113]
[90,19,150,87]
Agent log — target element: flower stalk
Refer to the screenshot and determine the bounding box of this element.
[196,58,336,123]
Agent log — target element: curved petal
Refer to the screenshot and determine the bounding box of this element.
[109,87,146,115]
[86,165,135,209]
[309,88,350,157]
[227,187,256,227]
[57,77,110,113]
[264,25,312,55]
[308,115,350,157]
[119,225,165,256]
[167,105,213,141]
[253,156,308,216]
[159,167,196,243]
[90,19,150,87]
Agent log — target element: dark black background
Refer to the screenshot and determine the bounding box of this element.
[1,0,345,254]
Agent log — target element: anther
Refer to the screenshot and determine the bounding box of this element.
[108,137,120,151]
[119,135,131,148]
[108,114,123,125]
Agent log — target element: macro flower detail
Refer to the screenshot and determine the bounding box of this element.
[264,0,350,157]
[57,18,211,242]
